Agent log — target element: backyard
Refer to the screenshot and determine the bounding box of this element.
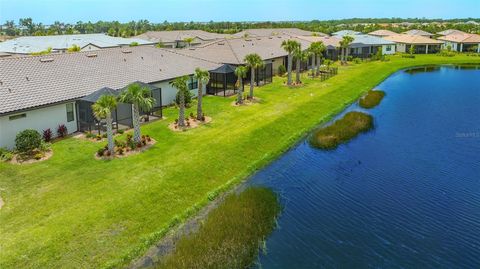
[1,54,480,268]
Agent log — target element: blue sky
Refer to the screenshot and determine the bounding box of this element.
[0,0,478,24]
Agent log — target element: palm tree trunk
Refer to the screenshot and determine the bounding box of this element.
[316,55,321,76]
[237,79,243,104]
[132,103,141,143]
[287,53,292,85]
[179,90,185,127]
[196,81,203,120]
[346,47,350,63]
[106,113,114,154]
[295,58,301,84]
[311,54,316,77]
[249,68,254,99]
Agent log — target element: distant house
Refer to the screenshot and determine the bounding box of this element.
[384,34,443,54]
[135,30,227,48]
[368,30,397,37]
[232,28,327,38]
[331,30,361,37]
[296,35,342,60]
[332,30,395,58]
[437,29,466,36]
[0,46,220,149]
[438,33,480,52]
[0,34,154,56]
[402,30,434,38]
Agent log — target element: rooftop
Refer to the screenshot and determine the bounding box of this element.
[232,28,326,38]
[368,30,398,37]
[438,33,480,43]
[384,34,443,45]
[349,34,396,47]
[331,30,361,37]
[436,29,467,36]
[402,29,434,36]
[0,33,154,54]
[0,46,220,115]
[135,30,227,43]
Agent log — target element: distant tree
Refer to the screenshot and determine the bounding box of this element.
[281,39,300,86]
[92,95,117,154]
[194,68,210,120]
[67,44,81,52]
[169,76,190,127]
[234,66,248,104]
[155,42,165,48]
[409,45,416,55]
[340,35,354,64]
[183,37,195,48]
[244,53,264,99]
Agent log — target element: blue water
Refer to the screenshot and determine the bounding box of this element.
[249,66,480,268]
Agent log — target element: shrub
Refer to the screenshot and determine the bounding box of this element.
[43,128,52,142]
[15,129,42,153]
[311,111,373,150]
[85,132,95,139]
[117,147,124,155]
[57,124,68,138]
[359,90,386,109]
[353,58,361,64]
[0,147,13,161]
[97,148,105,157]
[159,187,280,269]
[175,89,193,108]
[277,64,287,76]
[96,134,102,141]
[117,129,125,135]
[190,112,195,119]
[102,133,107,138]
[34,153,43,160]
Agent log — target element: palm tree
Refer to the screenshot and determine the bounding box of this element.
[293,46,310,84]
[194,68,210,120]
[183,37,195,48]
[118,83,155,143]
[281,39,300,86]
[309,41,326,76]
[92,95,117,154]
[244,53,264,99]
[234,66,248,104]
[340,35,354,64]
[169,76,189,127]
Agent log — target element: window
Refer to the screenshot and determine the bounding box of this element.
[9,113,26,121]
[386,45,392,52]
[188,76,198,90]
[66,103,74,122]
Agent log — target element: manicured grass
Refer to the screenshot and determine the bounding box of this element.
[311,111,373,150]
[1,55,479,268]
[359,90,386,109]
[157,187,280,269]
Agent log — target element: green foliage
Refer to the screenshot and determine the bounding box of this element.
[158,187,280,269]
[409,45,416,55]
[92,95,117,120]
[15,129,42,153]
[281,39,300,54]
[359,90,386,109]
[30,47,52,56]
[129,42,139,47]
[175,88,192,107]
[0,148,13,162]
[67,44,81,52]
[155,42,165,48]
[119,83,155,112]
[277,64,287,76]
[311,111,373,150]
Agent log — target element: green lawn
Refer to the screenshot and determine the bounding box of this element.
[1,54,479,268]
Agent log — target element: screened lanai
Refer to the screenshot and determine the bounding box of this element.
[207,64,240,97]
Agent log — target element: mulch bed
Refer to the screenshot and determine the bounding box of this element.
[9,150,53,165]
[168,117,212,132]
[95,138,157,160]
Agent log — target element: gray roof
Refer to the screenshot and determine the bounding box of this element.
[174,35,313,65]
[0,34,154,54]
[80,87,118,103]
[437,29,466,35]
[350,34,395,47]
[0,46,220,115]
[232,28,326,38]
[135,30,227,43]
[332,30,361,36]
[403,29,434,36]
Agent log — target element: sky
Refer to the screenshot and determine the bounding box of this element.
[0,0,479,24]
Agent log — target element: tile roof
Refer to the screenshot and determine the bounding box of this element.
[0,34,154,54]
[437,29,467,36]
[349,35,395,47]
[384,34,443,45]
[135,30,227,43]
[295,36,342,48]
[402,29,434,36]
[232,28,326,38]
[0,46,220,115]
[368,30,398,37]
[173,35,313,65]
[331,30,361,36]
[438,33,480,43]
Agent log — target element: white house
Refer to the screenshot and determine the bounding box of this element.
[437,33,480,52]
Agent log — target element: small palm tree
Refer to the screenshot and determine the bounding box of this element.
[281,39,300,86]
[340,35,354,64]
[234,66,248,104]
[169,76,190,127]
[244,53,264,99]
[92,95,117,154]
[309,41,326,76]
[194,68,210,120]
[118,83,155,143]
[293,48,310,84]
[183,37,195,48]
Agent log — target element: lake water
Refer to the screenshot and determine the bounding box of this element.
[248,65,480,268]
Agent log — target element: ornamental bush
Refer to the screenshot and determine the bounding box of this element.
[15,129,42,153]
[277,64,286,76]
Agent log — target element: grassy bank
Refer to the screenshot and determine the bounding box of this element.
[1,55,479,268]
[157,187,280,269]
[359,90,386,109]
[311,111,373,149]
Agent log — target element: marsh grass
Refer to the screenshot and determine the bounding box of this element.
[157,187,280,269]
[359,90,386,109]
[311,111,373,150]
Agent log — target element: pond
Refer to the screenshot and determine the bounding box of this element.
[248,65,480,268]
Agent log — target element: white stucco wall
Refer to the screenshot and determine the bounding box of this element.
[0,102,77,149]
[151,79,205,106]
[395,43,407,53]
[382,44,396,55]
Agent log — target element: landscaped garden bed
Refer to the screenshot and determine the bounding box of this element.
[168,113,212,131]
[311,111,374,150]
[359,89,386,109]
[1,129,53,164]
[96,133,155,159]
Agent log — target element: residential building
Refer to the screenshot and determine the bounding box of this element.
[332,30,361,36]
[368,29,398,37]
[438,33,480,52]
[135,30,227,48]
[332,31,396,58]
[402,29,435,38]
[0,46,220,149]
[232,28,326,38]
[437,29,466,36]
[0,34,154,56]
[384,34,443,54]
